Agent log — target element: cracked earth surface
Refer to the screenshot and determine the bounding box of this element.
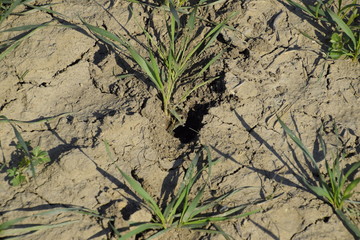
[0,0,359,239]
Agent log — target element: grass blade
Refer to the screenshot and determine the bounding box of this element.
[118,223,163,240]
[189,188,243,218]
[278,118,322,174]
[1,220,79,237]
[335,208,360,239]
[0,113,70,124]
[146,225,177,240]
[344,162,360,179]
[0,0,23,26]
[181,185,206,222]
[23,3,66,18]
[116,167,165,224]
[164,153,200,219]
[0,23,48,61]
[0,207,90,239]
[344,178,360,197]
[328,9,356,47]
[81,20,124,47]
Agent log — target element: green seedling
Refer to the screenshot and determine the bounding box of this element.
[82,2,235,129]
[279,118,360,238]
[287,0,360,61]
[0,115,56,186]
[105,144,259,240]
[7,142,50,186]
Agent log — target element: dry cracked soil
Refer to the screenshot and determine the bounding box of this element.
[0,0,359,239]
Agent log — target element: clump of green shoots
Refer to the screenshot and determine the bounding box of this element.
[0,115,51,186]
[279,118,360,238]
[287,0,360,62]
[82,1,235,129]
[6,140,50,186]
[106,144,259,239]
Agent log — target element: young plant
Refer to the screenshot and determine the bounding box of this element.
[0,115,52,186]
[82,3,234,129]
[7,141,50,186]
[106,144,259,240]
[279,118,360,238]
[287,0,360,61]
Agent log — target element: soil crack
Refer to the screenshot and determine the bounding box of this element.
[52,49,90,78]
[0,99,16,111]
[215,166,245,187]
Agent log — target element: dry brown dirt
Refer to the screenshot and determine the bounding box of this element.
[1,0,359,239]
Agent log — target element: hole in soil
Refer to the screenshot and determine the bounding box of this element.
[210,73,226,94]
[173,102,213,143]
[120,201,140,221]
[241,48,250,59]
[217,33,229,44]
[323,216,330,223]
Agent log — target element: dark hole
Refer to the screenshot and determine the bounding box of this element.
[217,33,229,44]
[173,103,212,143]
[210,73,226,94]
[131,169,144,184]
[120,202,140,221]
[93,43,109,65]
[66,115,74,124]
[108,110,116,116]
[323,216,330,223]
[241,48,250,59]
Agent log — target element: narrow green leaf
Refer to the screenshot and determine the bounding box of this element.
[0,207,91,238]
[318,127,327,157]
[117,167,165,224]
[278,118,320,173]
[196,0,228,8]
[0,24,43,32]
[164,152,200,220]
[195,49,226,78]
[9,121,37,180]
[179,76,219,103]
[305,182,333,202]
[118,223,163,240]
[115,73,134,79]
[1,220,79,237]
[212,223,235,240]
[189,188,244,218]
[0,0,23,26]
[169,0,180,27]
[0,25,46,61]
[182,185,206,222]
[344,162,360,179]
[81,20,124,46]
[344,178,360,197]
[193,227,234,240]
[23,3,66,18]
[335,208,360,239]
[213,205,247,218]
[146,225,177,240]
[0,113,70,124]
[186,208,259,225]
[328,9,357,48]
